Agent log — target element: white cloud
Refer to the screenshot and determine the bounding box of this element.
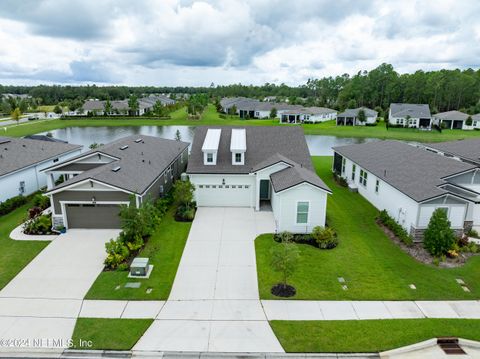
[0,0,478,85]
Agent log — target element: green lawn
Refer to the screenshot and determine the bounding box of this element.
[3,104,480,142]
[256,156,480,300]
[271,319,480,353]
[71,318,152,350]
[85,208,191,300]
[0,201,49,290]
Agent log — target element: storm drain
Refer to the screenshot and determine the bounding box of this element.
[438,337,466,355]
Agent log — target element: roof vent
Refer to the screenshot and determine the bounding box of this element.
[135,138,143,143]
[120,145,129,150]
[112,166,121,172]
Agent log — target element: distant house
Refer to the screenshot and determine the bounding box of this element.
[280,107,337,124]
[388,103,432,129]
[24,135,68,143]
[82,95,176,116]
[187,126,331,233]
[43,135,189,229]
[333,140,480,240]
[263,96,277,102]
[432,110,470,130]
[336,107,378,126]
[0,137,82,202]
[473,114,480,129]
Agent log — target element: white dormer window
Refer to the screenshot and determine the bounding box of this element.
[230,129,246,166]
[207,153,213,163]
[202,129,221,165]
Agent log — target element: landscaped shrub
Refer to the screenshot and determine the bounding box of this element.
[32,194,50,210]
[273,229,338,249]
[423,208,456,257]
[311,226,339,249]
[155,195,173,217]
[333,173,348,187]
[28,206,43,219]
[104,239,130,270]
[0,195,28,216]
[104,196,162,270]
[466,228,479,238]
[377,210,414,246]
[23,214,53,235]
[173,180,196,222]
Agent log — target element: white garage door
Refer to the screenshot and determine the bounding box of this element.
[195,184,253,207]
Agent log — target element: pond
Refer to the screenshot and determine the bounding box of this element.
[37,125,380,156]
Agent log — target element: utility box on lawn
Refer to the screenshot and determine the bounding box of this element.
[130,257,149,277]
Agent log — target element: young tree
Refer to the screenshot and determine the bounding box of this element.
[53,105,63,114]
[405,114,411,127]
[152,100,165,117]
[229,104,237,116]
[423,208,456,257]
[270,232,300,290]
[128,94,139,116]
[174,129,181,141]
[269,107,277,119]
[10,107,21,124]
[104,98,112,115]
[173,180,195,211]
[357,108,366,123]
[466,116,473,126]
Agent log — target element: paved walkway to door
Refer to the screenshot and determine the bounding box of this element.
[134,207,284,353]
[0,229,119,351]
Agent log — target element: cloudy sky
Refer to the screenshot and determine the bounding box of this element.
[0,0,479,86]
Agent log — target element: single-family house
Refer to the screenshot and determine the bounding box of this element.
[336,107,378,126]
[82,95,175,116]
[433,110,470,130]
[0,137,82,203]
[43,135,189,229]
[333,140,479,240]
[187,126,331,233]
[422,138,480,166]
[388,103,432,129]
[280,107,337,124]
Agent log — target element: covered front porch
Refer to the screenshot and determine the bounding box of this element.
[280,113,302,124]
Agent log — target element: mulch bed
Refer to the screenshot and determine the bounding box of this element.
[271,283,296,297]
[376,220,475,268]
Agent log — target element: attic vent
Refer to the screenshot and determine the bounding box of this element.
[112,166,121,172]
[120,145,129,150]
[135,138,143,143]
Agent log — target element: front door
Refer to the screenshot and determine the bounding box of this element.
[260,180,270,200]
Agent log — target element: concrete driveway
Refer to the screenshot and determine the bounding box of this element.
[134,207,284,353]
[0,229,118,351]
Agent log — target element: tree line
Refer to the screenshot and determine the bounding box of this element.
[1,63,480,114]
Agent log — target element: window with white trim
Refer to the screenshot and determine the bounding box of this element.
[341,158,346,174]
[351,164,356,181]
[206,153,213,163]
[296,202,309,224]
[360,169,368,186]
[375,179,379,193]
[19,181,25,194]
[235,153,242,163]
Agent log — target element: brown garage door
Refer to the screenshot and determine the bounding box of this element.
[66,203,122,229]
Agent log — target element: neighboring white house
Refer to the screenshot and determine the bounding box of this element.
[0,137,82,203]
[187,126,331,233]
[336,107,378,126]
[432,110,471,130]
[280,107,337,124]
[333,140,478,240]
[388,103,432,129]
[81,95,176,116]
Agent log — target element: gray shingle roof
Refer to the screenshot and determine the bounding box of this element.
[337,107,377,118]
[333,140,475,202]
[390,103,431,118]
[0,137,82,177]
[48,135,189,194]
[425,139,480,165]
[433,110,469,121]
[187,126,330,193]
[270,163,331,193]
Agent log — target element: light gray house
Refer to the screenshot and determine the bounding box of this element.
[43,135,189,229]
[187,126,331,233]
[82,95,176,116]
[0,137,82,203]
[388,103,432,128]
[336,107,378,126]
[333,140,479,240]
[422,138,480,166]
[433,110,470,130]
